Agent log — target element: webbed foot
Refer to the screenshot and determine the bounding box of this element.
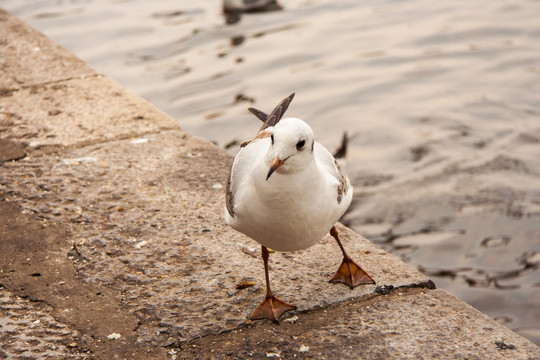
[250,295,296,323]
[330,256,375,289]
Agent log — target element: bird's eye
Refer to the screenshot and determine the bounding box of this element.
[296,139,306,150]
[271,134,274,145]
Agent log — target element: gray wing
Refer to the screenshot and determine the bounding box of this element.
[314,142,350,204]
[225,138,269,217]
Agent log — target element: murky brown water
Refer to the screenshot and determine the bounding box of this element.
[4,0,539,345]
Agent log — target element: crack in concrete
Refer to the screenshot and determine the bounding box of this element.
[21,127,182,158]
[1,73,104,95]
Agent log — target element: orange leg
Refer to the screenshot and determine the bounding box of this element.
[329,226,375,288]
[250,246,296,322]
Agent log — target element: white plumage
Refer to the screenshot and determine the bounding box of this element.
[223,95,374,322]
[224,118,352,251]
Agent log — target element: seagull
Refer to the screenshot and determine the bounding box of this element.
[224,93,375,322]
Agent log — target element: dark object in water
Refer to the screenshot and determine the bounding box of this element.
[223,0,282,25]
[223,0,282,13]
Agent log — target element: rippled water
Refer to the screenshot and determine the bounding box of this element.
[4,0,540,345]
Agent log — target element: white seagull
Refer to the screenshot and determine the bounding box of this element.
[224,94,375,322]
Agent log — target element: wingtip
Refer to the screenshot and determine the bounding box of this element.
[248,107,267,122]
[333,131,349,159]
[254,92,297,131]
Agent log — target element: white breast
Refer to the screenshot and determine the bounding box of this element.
[225,142,352,251]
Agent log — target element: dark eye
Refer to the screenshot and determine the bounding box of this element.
[296,139,306,150]
[271,134,274,145]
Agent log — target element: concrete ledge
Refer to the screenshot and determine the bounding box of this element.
[182,288,537,359]
[1,7,539,359]
[0,125,432,346]
[0,75,179,150]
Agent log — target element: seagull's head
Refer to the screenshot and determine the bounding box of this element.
[265,118,315,180]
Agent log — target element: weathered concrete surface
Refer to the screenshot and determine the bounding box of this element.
[0,75,179,150]
[181,288,538,360]
[0,127,433,347]
[1,7,539,360]
[0,200,168,359]
[1,283,80,359]
[0,138,25,162]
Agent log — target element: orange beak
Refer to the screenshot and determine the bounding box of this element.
[266,156,287,180]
